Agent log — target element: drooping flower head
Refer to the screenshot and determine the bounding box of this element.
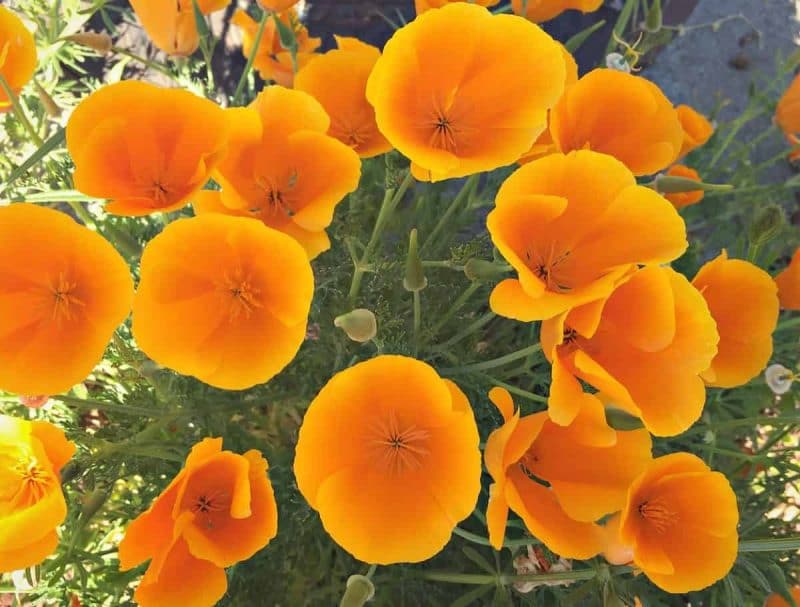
[488,151,687,322]
[0,204,133,395]
[294,356,481,564]
[549,69,684,175]
[415,0,500,14]
[0,6,36,112]
[132,214,314,390]
[511,0,603,22]
[676,104,714,158]
[614,453,738,593]
[295,36,392,158]
[129,0,230,56]
[0,416,75,572]
[232,8,320,87]
[67,81,228,216]
[366,3,566,181]
[693,251,779,388]
[541,266,719,437]
[119,438,278,607]
[776,247,800,310]
[195,86,361,260]
[663,164,704,209]
[484,388,651,558]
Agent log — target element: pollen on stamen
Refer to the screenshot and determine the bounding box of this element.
[638,498,678,533]
[369,411,431,476]
[51,272,85,322]
[221,269,263,321]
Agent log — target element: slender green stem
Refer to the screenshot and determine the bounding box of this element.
[428,282,480,338]
[52,395,160,418]
[421,174,480,252]
[739,537,800,553]
[68,200,97,229]
[483,377,548,404]
[413,290,422,357]
[707,109,759,170]
[366,564,377,579]
[776,316,800,332]
[453,527,540,549]
[442,343,542,375]
[111,47,177,79]
[0,74,42,146]
[435,311,496,351]
[232,10,270,105]
[684,416,800,435]
[422,566,632,586]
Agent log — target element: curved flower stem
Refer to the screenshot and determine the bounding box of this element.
[110,47,177,80]
[0,75,43,146]
[776,316,800,332]
[413,290,422,357]
[453,527,540,549]
[67,200,97,229]
[739,537,800,553]
[348,172,414,305]
[684,416,800,435]
[232,10,270,105]
[482,377,548,404]
[421,174,480,252]
[422,566,633,586]
[441,343,542,375]
[52,394,159,418]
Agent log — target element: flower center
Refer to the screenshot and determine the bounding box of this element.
[429,112,458,152]
[254,175,297,218]
[190,489,229,530]
[370,411,430,475]
[50,272,85,323]
[148,180,171,205]
[525,244,572,293]
[637,498,677,533]
[221,269,262,321]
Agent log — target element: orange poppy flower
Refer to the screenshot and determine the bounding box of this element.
[366,3,566,182]
[776,73,800,138]
[693,251,779,388]
[0,6,36,112]
[294,355,481,564]
[0,204,133,395]
[67,81,228,216]
[676,104,714,158]
[257,0,299,11]
[295,36,391,158]
[415,0,500,14]
[541,266,719,437]
[776,247,800,310]
[0,415,75,572]
[232,8,321,87]
[119,438,277,607]
[549,69,683,175]
[488,151,687,322]
[663,164,704,209]
[511,0,603,22]
[132,214,314,390]
[615,453,738,593]
[764,587,800,607]
[485,388,652,558]
[129,0,230,56]
[200,86,361,260]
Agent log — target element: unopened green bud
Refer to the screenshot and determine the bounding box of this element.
[33,80,61,118]
[645,0,663,33]
[654,175,733,194]
[339,575,375,607]
[464,258,511,282]
[749,204,785,247]
[81,487,110,521]
[604,407,644,431]
[403,229,427,292]
[334,309,378,343]
[64,32,113,55]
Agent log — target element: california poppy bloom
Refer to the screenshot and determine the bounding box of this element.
[257,0,299,11]
[676,104,714,158]
[232,8,321,87]
[776,247,800,310]
[541,266,719,437]
[549,69,684,175]
[415,0,500,13]
[119,438,278,607]
[614,453,738,593]
[0,416,75,572]
[488,151,687,322]
[129,0,229,56]
[366,3,566,181]
[0,6,36,112]
[764,587,800,607]
[67,81,228,216]
[485,388,652,558]
[132,214,314,390]
[693,251,779,388]
[294,356,481,564]
[511,0,603,22]
[295,37,391,158]
[663,164,704,209]
[776,73,800,139]
[0,204,133,395]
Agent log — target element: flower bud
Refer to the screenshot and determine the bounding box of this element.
[748,203,785,248]
[334,309,378,343]
[33,81,61,118]
[403,229,427,292]
[765,363,794,395]
[645,0,663,33]
[605,52,631,73]
[604,407,644,431]
[654,174,733,193]
[64,32,112,55]
[464,258,511,282]
[339,575,375,607]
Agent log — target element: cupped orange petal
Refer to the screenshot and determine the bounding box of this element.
[0,6,36,110]
[0,204,133,395]
[776,73,800,137]
[130,0,229,56]
[258,0,299,11]
[676,104,714,157]
[416,0,500,12]
[550,69,683,175]
[664,164,704,209]
[776,248,800,310]
[367,3,566,181]
[511,0,603,22]
[132,214,314,390]
[693,251,779,388]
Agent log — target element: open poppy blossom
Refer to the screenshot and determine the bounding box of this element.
[549,69,684,175]
[132,214,314,390]
[676,104,714,158]
[484,388,651,558]
[0,6,36,112]
[776,247,800,310]
[693,251,779,388]
[366,2,566,181]
[295,36,391,158]
[200,86,361,260]
[129,0,229,56]
[232,8,320,87]
[0,415,75,572]
[0,204,133,395]
[119,438,278,607]
[663,164,704,209]
[541,266,719,437]
[294,355,481,564]
[66,81,228,216]
[613,453,738,593]
[488,151,687,322]
[415,0,500,14]
[511,0,603,22]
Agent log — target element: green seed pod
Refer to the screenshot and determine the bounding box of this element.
[334,309,378,343]
[403,229,427,292]
[339,575,375,607]
[748,203,785,248]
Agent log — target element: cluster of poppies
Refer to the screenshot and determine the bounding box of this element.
[1,1,800,606]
